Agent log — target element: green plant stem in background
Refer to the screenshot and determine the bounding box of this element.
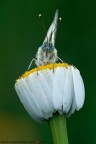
[48,113,69,144]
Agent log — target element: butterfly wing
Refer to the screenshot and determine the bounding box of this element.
[43,9,59,46]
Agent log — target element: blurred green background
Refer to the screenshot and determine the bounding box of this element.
[0,0,96,144]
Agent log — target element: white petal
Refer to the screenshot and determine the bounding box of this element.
[15,79,42,122]
[22,78,44,118]
[52,67,66,113]
[71,66,85,110]
[66,93,76,117]
[27,71,53,119]
[63,67,73,113]
[38,70,54,118]
[40,70,54,112]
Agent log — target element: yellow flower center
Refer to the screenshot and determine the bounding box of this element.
[17,63,69,81]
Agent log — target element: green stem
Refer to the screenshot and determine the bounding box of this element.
[48,113,69,144]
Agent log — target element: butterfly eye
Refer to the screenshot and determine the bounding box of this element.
[48,44,54,51]
[41,42,47,51]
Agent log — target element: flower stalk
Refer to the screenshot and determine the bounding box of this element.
[48,113,69,144]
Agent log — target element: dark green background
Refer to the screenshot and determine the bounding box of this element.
[0,0,96,143]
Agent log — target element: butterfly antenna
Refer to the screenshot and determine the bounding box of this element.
[38,14,48,42]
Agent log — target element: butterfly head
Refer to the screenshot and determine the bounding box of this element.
[41,42,55,52]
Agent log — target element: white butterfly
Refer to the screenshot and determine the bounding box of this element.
[28,10,63,70]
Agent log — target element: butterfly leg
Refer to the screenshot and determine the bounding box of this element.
[36,66,39,75]
[27,58,37,71]
[57,56,64,62]
[36,59,44,75]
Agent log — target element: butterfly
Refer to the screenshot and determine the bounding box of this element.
[27,10,63,70]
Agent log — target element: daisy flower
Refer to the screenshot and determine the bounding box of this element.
[15,63,85,122]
